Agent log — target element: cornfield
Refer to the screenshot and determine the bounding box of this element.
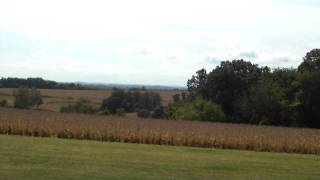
[0,108,320,154]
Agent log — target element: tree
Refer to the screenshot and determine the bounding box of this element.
[100,89,162,114]
[60,98,98,114]
[238,80,297,126]
[297,71,320,128]
[13,87,43,109]
[101,89,127,113]
[187,69,208,97]
[172,94,181,103]
[151,106,165,119]
[298,49,320,72]
[137,109,151,118]
[205,60,270,121]
[296,49,320,128]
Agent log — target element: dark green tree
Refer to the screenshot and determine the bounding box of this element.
[298,49,320,72]
[13,87,43,109]
[205,60,270,122]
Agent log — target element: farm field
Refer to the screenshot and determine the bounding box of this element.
[1,108,320,154]
[0,135,319,180]
[0,88,180,111]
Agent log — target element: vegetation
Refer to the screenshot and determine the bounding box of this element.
[60,99,98,114]
[1,135,320,180]
[101,89,162,115]
[1,108,320,154]
[0,77,84,89]
[187,49,320,128]
[165,98,225,122]
[0,88,179,112]
[13,87,43,109]
[0,99,7,107]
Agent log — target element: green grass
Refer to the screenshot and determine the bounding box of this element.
[0,135,319,180]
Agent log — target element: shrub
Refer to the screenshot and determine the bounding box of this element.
[151,106,165,119]
[13,87,43,109]
[0,99,7,107]
[60,99,98,114]
[137,109,150,118]
[97,107,110,115]
[101,89,162,114]
[166,98,226,122]
[116,108,126,117]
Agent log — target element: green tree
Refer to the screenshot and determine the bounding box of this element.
[205,60,270,122]
[297,71,320,128]
[13,87,43,109]
[298,49,320,72]
[187,69,208,97]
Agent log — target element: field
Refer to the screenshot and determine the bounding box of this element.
[0,88,179,111]
[0,135,319,180]
[1,108,320,154]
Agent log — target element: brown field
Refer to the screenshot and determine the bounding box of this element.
[1,108,320,155]
[0,88,180,111]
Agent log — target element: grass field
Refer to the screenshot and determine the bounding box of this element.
[0,88,179,112]
[0,135,319,180]
[1,108,320,154]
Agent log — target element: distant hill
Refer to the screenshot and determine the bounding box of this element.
[77,82,187,91]
[0,77,186,91]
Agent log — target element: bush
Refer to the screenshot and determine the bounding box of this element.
[0,99,7,107]
[116,108,126,117]
[101,89,162,114]
[151,106,165,119]
[137,109,151,118]
[13,87,43,109]
[166,98,226,122]
[60,99,98,114]
[97,107,110,115]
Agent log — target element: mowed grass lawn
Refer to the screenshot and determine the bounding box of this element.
[0,135,319,180]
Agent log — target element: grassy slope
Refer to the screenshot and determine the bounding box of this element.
[0,135,319,180]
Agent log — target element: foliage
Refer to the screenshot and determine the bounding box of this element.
[186,49,320,128]
[137,109,150,118]
[0,77,84,89]
[116,108,126,117]
[151,106,165,119]
[60,99,98,114]
[298,49,320,72]
[101,89,162,114]
[297,71,320,128]
[13,87,43,109]
[0,99,7,107]
[166,98,225,122]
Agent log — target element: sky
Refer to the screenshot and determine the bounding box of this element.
[0,0,320,86]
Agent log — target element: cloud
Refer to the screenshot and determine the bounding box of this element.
[237,51,258,59]
[133,48,149,55]
[203,56,221,65]
[257,51,301,68]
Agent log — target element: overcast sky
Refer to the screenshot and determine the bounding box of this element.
[0,0,320,86]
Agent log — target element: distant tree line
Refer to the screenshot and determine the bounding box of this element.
[0,77,85,89]
[186,49,320,128]
[100,89,163,118]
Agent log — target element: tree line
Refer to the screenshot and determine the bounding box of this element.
[0,77,84,89]
[186,49,320,128]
